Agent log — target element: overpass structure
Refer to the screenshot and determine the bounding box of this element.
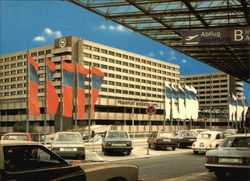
[67,0,250,83]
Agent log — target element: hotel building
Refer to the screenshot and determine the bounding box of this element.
[180,72,245,126]
[0,36,180,132]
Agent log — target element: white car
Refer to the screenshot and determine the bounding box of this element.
[50,131,86,160]
[191,131,225,154]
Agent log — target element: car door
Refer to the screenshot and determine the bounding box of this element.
[148,132,157,145]
[1,145,86,181]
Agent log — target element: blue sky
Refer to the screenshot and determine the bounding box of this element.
[0,0,249,103]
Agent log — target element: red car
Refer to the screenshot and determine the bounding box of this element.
[2,132,33,141]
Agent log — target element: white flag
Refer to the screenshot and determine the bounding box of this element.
[165,82,172,120]
[171,84,179,119]
[178,84,186,119]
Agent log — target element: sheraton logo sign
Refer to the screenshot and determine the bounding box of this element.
[117,100,160,108]
[183,27,250,45]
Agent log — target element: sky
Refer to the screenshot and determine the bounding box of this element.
[0,0,249,103]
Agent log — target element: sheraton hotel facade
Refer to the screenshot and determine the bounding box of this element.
[0,36,245,132]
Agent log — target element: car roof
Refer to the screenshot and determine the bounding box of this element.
[0,140,40,146]
[226,133,250,137]
[55,131,81,134]
[3,132,32,135]
[199,130,222,134]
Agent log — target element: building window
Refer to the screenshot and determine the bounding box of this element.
[109,73,115,78]
[84,53,91,58]
[93,63,100,68]
[101,49,107,54]
[83,45,92,50]
[93,55,100,60]
[116,75,122,79]
[101,57,107,61]
[108,59,115,63]
[109,66,114,70]
[108,51,115,56]
[93,47,99,52]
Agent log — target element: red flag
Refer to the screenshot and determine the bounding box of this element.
[77,64,89,118]
[46,59,59,114]
[62,62,74,117]
[91,66,104,115]
[28,56,40,115]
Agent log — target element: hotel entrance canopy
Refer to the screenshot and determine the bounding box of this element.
[67,0,250,83]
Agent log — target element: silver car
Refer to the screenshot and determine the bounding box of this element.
[50,132,85,160]
[101,130,133,155]
[205,134,250,180]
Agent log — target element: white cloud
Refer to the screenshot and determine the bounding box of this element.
[33,28,63,43]
[33,36,46,42]
[182,59,187,63]
[148,52,155,57]
[167,50,177,60]
[159,50,164,56]
[99,24,129,32]
[44,28,53,35]
[100,25,106,30]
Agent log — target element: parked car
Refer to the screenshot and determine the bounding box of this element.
[50,132,86,160]
[176,130,197,148]
[192,131,225,154]
[205,134,250,180]
[147,131,177,150]
[1,132,33,141]
[101,130,133,155]
[0,140,141,181]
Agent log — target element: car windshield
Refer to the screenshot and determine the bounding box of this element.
[197,133,211,139]
[4,135,28,141]
[107,131,129,139]
[220,136,250,148]
[3,145,68,172]
[179,131,196,136]
[54,133,82,142]
[159,132,174,138]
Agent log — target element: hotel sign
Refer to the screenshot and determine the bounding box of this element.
[182,27,250,45]
[117,100,160,108]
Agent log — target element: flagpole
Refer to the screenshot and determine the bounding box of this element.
[88,65,91,141]
[227,75,230,129]
[60,58,63,131]
[44,54,47,140]
[75,63,78,130]
[26,50,30,132]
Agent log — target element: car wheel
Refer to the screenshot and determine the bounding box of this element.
[127,150,131,155]
[172,147,176,151]
[214,170,229,179]
[193,150,198,154]
[177,142,181,148]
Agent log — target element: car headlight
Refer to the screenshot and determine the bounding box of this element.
[126,142,132,147]
[105,141,112,146]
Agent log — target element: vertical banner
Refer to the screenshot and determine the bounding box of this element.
[171,84,179,119]
[165,82,172,119]
[228,95,233,121]
[184,85,192,119]
[232,94,237,121]
[91,66,104,115]
[77,64,89,118]
[46,59,59,114]
[62,61,74,117]
[243,96,248,121]
[236,96,244,121]
[28,56,40,115]
[190,86,199,120]
[178,85,186,119]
